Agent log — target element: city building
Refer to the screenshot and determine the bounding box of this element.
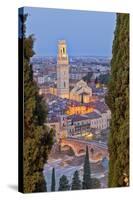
[37,75,45,85]
[66,104,94,115]
[46,115,68,141]
[67,115,91,137]
[32,41,111,142]
[39,84,57,96]
[57,40,69,99]
[70,80,93,103]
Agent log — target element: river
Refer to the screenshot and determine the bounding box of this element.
[43,145,108,192]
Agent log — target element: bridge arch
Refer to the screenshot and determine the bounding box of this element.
[60,138,108,160]
[61,144,75,155]
[61,143,77,156]
[78,148,85,154]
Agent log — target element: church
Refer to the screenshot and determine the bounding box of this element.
[70,79,93,103]
[57,40,93,103]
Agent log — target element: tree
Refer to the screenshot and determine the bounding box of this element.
[82,146,91,189]
[33,173,47,192]
[34,94,48,126]
[91,178,101,189]
[51,168,56,192]
[82,72,93,83]
[106,14,129,187]
[58,175,70,191]
[19,13,54,193]
[95,77,99,85]
[71,170,81,190]
[90,148,94,158]
[98,73,110,85]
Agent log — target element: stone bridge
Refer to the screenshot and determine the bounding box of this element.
[59,137,108,161]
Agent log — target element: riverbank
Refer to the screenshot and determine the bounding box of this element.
[43,147,108,191]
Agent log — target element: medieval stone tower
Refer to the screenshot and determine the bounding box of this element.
[57,40,69,99]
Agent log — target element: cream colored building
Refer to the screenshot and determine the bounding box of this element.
[46,115,68,141]
[94,108,111,129]
[70,80,93,103]
[39,85,57,96]
[84,109,111,130]
[57,40,69,99]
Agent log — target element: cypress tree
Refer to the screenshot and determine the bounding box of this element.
[91,178,101,189]
[71,170,81,190]
[106,13,129,187]
[51,168,56,191]
[82,72,93,83]
[19,13,54,193]
[82,146,91,189]
[33,172,47,192]
[58,175,70,191]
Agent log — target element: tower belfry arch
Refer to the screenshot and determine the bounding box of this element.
[57,40,69,99]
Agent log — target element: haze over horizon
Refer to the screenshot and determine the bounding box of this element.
[24,7,116,57]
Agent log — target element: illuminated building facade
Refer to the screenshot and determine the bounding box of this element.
[66,105,94,115]
[70,80,93,103]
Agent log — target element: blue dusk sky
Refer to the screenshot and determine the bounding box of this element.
[24,7,116,57]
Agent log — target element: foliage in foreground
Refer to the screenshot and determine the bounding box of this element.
[58,175,70,191]
[71,170,82,190]
[106,13,129,187]
[82,146,91,189]
[19,14,54,193]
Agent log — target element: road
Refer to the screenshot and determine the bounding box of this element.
[64,137,108,150]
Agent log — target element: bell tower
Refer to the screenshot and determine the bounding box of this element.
[57,40,69,99]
